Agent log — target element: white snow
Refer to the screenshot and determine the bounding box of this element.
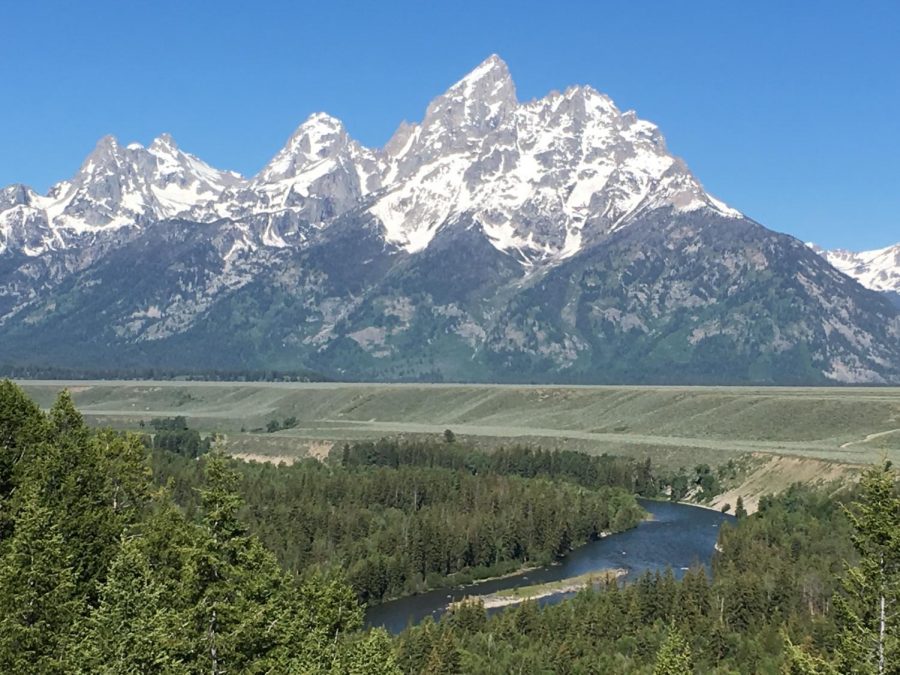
[2,54,750,266]
[813,243,900,293]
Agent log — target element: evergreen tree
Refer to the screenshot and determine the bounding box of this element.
[0,490,82,674]
[735,496,748,519]
[48,389,87,442]
[423,629,462,674]
[833,460,900,675]
[288,570,364,671]
[449,598,487,633]
[781,633,838,675]
[187,452,302,673]
[0,380,44,493]
[20,395,150,603]
[0,380,46,535]
[397,617,438,674]
[653,624,693,675]
[75,535,188,673]
[336,628,402,675]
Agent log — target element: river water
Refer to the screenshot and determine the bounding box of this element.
[365,499,732,634]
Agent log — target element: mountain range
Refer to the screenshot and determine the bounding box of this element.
[809,243,900,309]
[1,55,898,383]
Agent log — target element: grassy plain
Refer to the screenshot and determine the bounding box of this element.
[18,381,899,472]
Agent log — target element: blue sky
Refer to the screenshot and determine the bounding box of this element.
[2,1,897,250]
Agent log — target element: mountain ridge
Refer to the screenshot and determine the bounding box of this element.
[1,54,741,264]
[810,242,899,302]
[1,55,898,384]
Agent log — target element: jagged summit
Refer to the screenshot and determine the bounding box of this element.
[1,55,740,261]
[432,54,518,122]
[148,133,180,153]
[369,55,740,257]
[0,130,242,255]
[255,113,350,184]
[456,53,511,84]
[2,56,897,385]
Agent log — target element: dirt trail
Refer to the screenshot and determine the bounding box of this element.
[839,428,900,449]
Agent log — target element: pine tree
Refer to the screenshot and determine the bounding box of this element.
[735,496,748,519]
[187,452,302,673]
[448,597,487,633]
[288,569,365,671]
[423,628,461,674]
[653,624,693,675]
[833,460,900,675]
[397,617,438,674]
[19,394,151,603]
[74,535,188,673]
[0,490,82,674]
[781,632,838,675]
[0,380,46,535]
[0,380,45,492]
[48,389,87,443]
[336,628,402,675]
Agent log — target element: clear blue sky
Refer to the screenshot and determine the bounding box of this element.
[2,1,898,250]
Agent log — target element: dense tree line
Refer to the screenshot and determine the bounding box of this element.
[341,439,652,493]
[0,381,397,673]
[0,364,329,382]
[341,438,728,503]
[395,469,899,673]
[144,416,213,458]
[152,446,645,604]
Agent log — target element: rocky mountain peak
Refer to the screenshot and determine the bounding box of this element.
[437,54,516,110]
[148,132,179,154]
[812,242,900,295]
[75,135,126,177]
[418,54,517,143]
[0,184,36,209]
[2,55,744,260]
[368,56,741,259]
[255,112,353,185]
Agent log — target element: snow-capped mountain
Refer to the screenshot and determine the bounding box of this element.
[371,55,739,260]
[1,55,898,384]
[810,243,900,296]
[1,55,737,264]
[0,134,240,256]
[189,113,385,248]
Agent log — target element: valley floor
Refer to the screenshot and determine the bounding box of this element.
[17,380,899,506]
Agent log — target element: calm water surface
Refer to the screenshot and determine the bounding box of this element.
[365,499,732,634]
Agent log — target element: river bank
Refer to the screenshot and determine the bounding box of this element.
[448,568,627,610]
[368,528,618,607]
[366,499,731,633]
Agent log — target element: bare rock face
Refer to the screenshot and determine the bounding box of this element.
[0,55,898,384]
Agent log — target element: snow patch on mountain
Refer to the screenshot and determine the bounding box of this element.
[810,242,900,294]
[366,56,740,260]
[1,135,241,256]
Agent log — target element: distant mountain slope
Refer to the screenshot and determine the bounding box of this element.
[810,242,900,308]
[1,56,898,383]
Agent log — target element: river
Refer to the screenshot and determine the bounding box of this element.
[365,499,733,634]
